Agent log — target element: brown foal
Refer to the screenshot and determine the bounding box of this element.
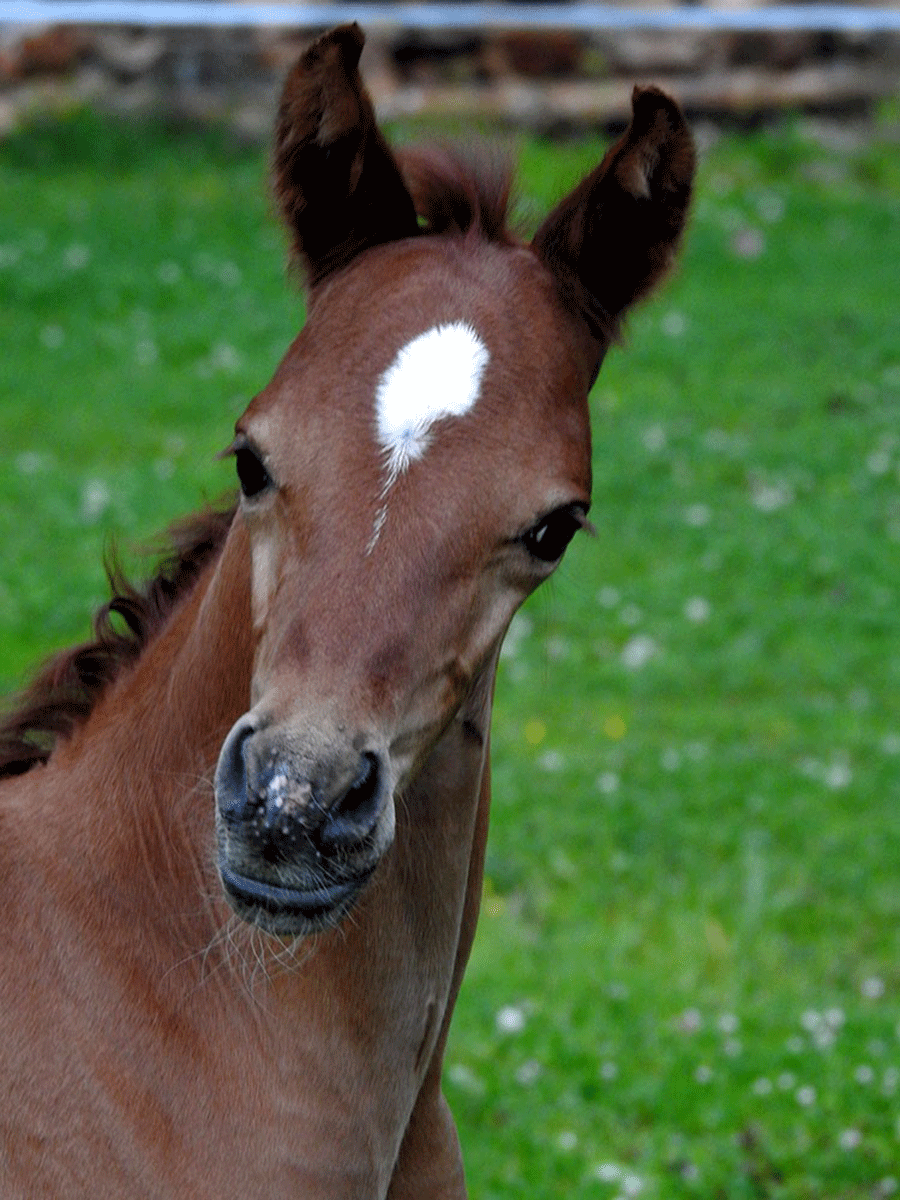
[0,24,694,1198]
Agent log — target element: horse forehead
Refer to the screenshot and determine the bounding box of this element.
[303,243,569,384]
[248,238,589,463]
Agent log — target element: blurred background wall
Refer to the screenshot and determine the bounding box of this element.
[1,2,899,137]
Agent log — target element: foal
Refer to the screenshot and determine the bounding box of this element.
[0,24,694,1198]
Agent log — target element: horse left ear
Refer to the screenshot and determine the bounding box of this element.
[273,23,419,287]
[531,86,695,346]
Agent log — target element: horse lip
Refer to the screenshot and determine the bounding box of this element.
[218,863,374,928]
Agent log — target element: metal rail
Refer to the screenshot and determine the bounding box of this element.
[1,1,900,32]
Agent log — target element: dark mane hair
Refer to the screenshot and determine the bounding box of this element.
[399,145,516,244]
[0,504,236,779]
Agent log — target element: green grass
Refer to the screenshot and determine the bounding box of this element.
[2,107,899,1197]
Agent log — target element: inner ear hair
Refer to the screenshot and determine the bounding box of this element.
[531,85,695,347]
[272,24,419,287]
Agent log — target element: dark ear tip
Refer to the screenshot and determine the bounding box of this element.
[629,85,689,133]
[303,22,365,70]
[628,85,695,187]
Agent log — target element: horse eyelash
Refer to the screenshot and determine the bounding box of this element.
[219,436,275,499]
[217,436,250,462]
[544,504,596,538]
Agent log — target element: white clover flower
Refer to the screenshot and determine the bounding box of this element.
[596,772,620,796]
[538,750,564,773]
[15,451,46,476]
[219,261,242,287]
[210,342,242,373]
[40,324,64,349]
[495,1005,527,1035]
[732,227,765,259]
[684,596,711,623]
[515,1059,541,1087]
[825,1007,846,1029]
[621,635,657,671]
[823,759,853,790]
[592,1163,622,1183]
[619,603,643,627]
[80,479,111,524]
[867,449,892,475]
[642,424,666,452]
[135,338,158,367]
[838,1128,862,1151]
[500,612,533,661]
[545,635,569,661]
[0,242,22,267]
[684,503,711,527]
[757,193,786,223]
[63,243,90,270]
[678,1008,703,1034]
[750,477,794,512]
[862,976,885,1000]
[447,1063,485,1095]
[661,311,687,338]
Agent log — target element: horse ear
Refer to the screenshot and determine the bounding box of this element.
[532,86,695,346]
[273,24,419,286]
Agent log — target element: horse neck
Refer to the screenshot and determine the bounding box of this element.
[35,517,255,944]
[20,514,496,1164]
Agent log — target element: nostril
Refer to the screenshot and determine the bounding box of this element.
[318,752,383,853]
[214,714,257,822]
[347,753,380,813]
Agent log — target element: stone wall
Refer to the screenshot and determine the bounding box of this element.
[1,11,898,136]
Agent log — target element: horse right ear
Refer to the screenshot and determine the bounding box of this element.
[273,24,419,287]
[532,86,695,348]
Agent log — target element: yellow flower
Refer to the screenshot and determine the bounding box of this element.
[603,714,627,740]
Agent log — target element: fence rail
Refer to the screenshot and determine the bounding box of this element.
[2,1,900,32]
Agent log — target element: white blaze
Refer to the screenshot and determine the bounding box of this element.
[369,321,489,549]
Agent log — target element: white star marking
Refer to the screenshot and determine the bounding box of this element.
[368,321,489,551]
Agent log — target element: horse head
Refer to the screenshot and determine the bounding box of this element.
[213,24,694,937]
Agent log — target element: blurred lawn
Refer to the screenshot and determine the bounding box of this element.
[1,107,899,1197]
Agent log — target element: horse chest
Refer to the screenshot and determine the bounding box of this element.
[1,994,434,1200]
[165,988,443,1199]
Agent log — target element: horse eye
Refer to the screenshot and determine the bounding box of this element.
[235,446,272,499]
[522,506,585,564]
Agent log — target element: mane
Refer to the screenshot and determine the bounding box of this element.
[0,503,236,779]
[399,144,516,244]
